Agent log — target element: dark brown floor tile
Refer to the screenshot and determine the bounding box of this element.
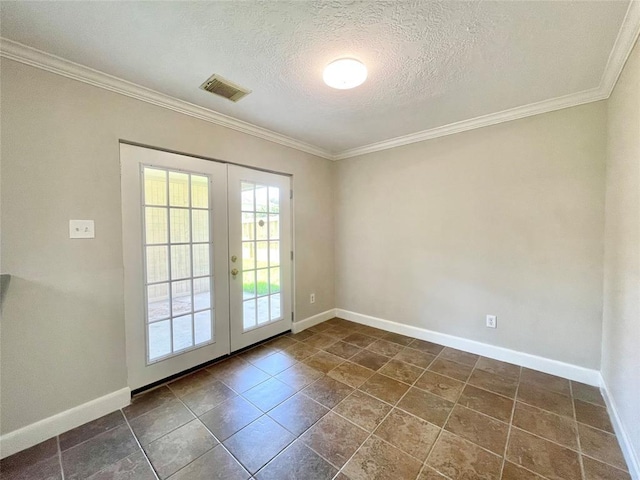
[394,348,435,369]
[169,370,220,397]
[275,363,323,390]
[575,399,614,433]
[255,440,337,480]
[267,336,299,351]
[237,344,278,363]
[333,390,391,432]
[300,412,368,468]
[1,455,61,480]
[517,382,573,418]
[124,386,176,420]
[224,416,294,474]
[501,461,546,480]
[506,427,582,480]
[374,408,440,461]
[251,352,297,375]
[342,333,376,349]
[397,387,453,426]
[408,339,445,356]
[215,363,270,393]
[60,411,125,451]
[176,379,237,416]
[289,329,315,342]
[269,393,329,436]
[62,424,138,480]
[426,430,502,480]
[438,347,479,367]
[354,325,387,338]
[578,423,628,471]
[168,445,249,480]
[87,450,156,480]
[129,399,194,445]
[475,357,520,380]
[144,420,217,479]
[366,339,405,357]
[444,405,508,455]
[302,351,345,374]
[242,377,296,412]
[467,369,518,398]
[458,385,514,422]
[571,381,605,406]
[350,349,390,371]
[324,341,361,359]
[383,332,415,346]
[284,341,319,361]
[199,396,262,441]
[343,435,423,480]
[418,466,448,479]
[302,376,353,408]
[359,373,410,404]
[512,402,578,450]
[303,333,339,350]
[308,322,334,333]
[582,455,631,480]
[0,437,58,474]
[428,358,474,382]
[327,361,375,388]
[520,368,571,396]
[322,327,353,340]
[379,359,423,384]
[414,370,465,402]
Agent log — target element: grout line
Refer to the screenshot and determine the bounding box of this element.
[498,364,522,478]
[571,380,588,480]
[56,435,65,480]
[121,409,160,480]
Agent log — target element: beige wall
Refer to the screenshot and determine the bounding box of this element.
[602,39,640,463]
[0,59,335,433]
[335,102,607,369]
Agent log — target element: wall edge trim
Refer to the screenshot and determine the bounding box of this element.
[292,308,337,333]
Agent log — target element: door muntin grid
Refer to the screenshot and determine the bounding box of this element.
[240,181,282,331]
[142,166,215,363]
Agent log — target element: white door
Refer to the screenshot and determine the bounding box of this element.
[121,145,293,389]
[228,165,292,351]
[121,144,230,390]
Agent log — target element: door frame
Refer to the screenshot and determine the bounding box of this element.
[119,141,295,390]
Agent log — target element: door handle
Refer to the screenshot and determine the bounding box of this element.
[231,268,239,277]
[231,255,237,263]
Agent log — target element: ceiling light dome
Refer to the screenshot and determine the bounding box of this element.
[323,58,367,90]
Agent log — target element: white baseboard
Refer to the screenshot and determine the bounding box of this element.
[0,387,131,459]
[600,375,640,480]
[292,309,337,333]
[335,309,601,386]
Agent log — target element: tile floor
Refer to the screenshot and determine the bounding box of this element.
[1,318,631,480]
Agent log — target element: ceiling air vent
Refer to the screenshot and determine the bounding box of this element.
[199,74,251,102]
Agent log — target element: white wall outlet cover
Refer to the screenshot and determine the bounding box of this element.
[69,220,95,239]
[486,315,497,328]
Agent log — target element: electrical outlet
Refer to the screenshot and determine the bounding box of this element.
[69,220,95,239]
[310,293,316,304]
[486,315,497,328]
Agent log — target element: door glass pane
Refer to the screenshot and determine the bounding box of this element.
[242,242,255,270]
[191,175,209,208]
[169,172,189,207]
[243,299,256,329]
[193,277,211,310]
[269,214,279,240]
[269,267,281,294]
[171,280,192,316]
[270,293,281,320]
[171,245,191,279]
[269,242,280,266]
[268,187,279,213]
[256,241,268,268]
[170,208,190,243]
[243,271,256,298]
[242,213,255,241]
[146,246,168,283]
[147,283,170,322]
[257,297,269,324]
[255,186,268,212]
[149,320,171,360]
[192,244,210,277]
[144,168,167,206]
[145,207,167,244]
[192,210,209,242]
[256,269,269,296]
[195,311,212,345]
[241,182,254,211]
[173,314,193,352]
[256,213,268,240]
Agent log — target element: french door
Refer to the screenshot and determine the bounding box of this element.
[121,144,292,390]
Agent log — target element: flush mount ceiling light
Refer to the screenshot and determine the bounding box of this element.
[323,58,367,89]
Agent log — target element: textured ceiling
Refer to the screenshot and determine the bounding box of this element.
[0,1,631,153]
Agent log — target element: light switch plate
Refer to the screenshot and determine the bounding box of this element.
[69,220,95,239]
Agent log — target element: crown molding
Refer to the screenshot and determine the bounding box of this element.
[2,0,639,163]
[0,38,334,160]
